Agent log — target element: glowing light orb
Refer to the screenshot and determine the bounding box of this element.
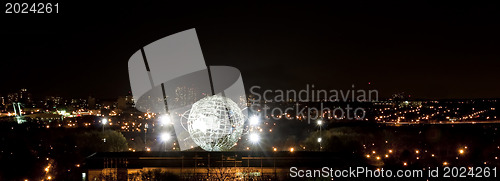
[160,133,171,142]
[249,116,260,126]
[187,95,245,151]
[249,133,260,144]
[159,114,172,126]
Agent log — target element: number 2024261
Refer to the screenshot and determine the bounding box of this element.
[5,3,59,14]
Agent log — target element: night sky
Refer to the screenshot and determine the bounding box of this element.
[2,1,500,99]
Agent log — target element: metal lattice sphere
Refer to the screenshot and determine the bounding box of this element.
[187,95,245,151]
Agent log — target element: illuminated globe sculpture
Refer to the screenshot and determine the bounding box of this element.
[187,95,245,151]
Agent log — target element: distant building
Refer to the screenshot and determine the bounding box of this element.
[0,96,5,111]
[117,95,134,110]
[88,96,96,109]
[44,96,64,109]
[7,92,19,103]
[19,88,32,104]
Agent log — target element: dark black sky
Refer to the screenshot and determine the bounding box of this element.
[1,1,500,99]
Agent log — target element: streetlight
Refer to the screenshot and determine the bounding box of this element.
[160,132,170,151]
[102,118,108,133]
[249,133,260,144]
[159,114,172,126]
[250,115,260,126]
[144,123,149,150]
[160,132,170,142]
[317,119,323,151]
